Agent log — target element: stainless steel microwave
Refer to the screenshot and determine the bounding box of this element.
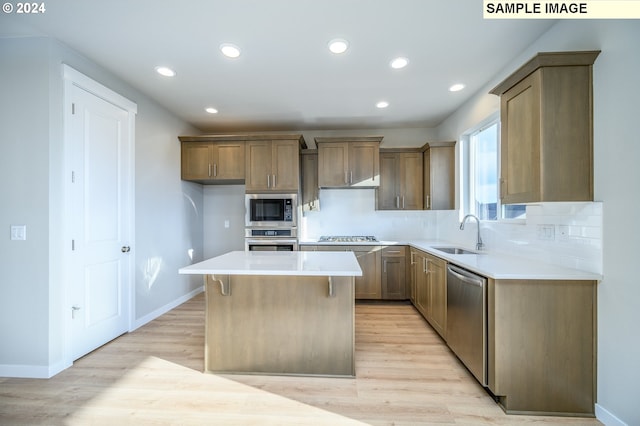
[245,193,297,228]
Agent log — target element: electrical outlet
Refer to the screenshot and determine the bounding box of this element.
[537,224,555,241]
[10,225,26,241]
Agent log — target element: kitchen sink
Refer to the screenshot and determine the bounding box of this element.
[433,247,477,255]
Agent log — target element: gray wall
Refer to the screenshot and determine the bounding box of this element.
[0,37,204,376]
[436,20,640,426]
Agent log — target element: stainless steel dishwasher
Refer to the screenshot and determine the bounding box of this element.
[446,264,487,386]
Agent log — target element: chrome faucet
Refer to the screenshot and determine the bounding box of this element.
[460,214,484,251]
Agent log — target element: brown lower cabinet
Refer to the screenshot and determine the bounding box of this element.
[301,245,410,300]
[487,278,597,416]
[301,245,382,299]
[410,248,447,339]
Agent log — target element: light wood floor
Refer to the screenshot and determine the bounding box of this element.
[0,293,601,425]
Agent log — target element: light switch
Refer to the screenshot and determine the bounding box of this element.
[11,225,26,241]
[224,220,230,229]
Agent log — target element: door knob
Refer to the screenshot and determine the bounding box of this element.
[121,246,131,253]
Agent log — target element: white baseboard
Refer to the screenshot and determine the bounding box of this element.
[0,358,71,379]
[596,403,628,426]
[131,285,204,331]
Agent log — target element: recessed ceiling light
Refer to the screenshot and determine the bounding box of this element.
[155,66,176,77]
[328,38,349,54]
[390,57,409,69]
[376,101,389,109]
[449,83,466,92]
[220,43,241,58]
[205,107,218,114]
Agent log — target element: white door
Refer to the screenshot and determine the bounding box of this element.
[65,70,135,361]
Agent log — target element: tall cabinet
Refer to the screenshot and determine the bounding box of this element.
[490,50,599,204]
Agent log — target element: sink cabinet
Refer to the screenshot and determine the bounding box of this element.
[490,51,599,204]
[377,149,423,210]
[179,136,245,184]
[422,142,455,210]
[245,135,306,193]
[316,137,381,188]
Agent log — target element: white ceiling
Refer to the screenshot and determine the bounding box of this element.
[0,0,555,132]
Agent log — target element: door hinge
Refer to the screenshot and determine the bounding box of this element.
[71,239,75,251]
[71,171,75,183]
[71,103,75,114]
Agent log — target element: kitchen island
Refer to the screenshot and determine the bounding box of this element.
[179,251,362,377]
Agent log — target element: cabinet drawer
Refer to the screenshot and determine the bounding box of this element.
[382,246,406,257]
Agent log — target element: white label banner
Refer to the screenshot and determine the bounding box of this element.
[484,1,640,19]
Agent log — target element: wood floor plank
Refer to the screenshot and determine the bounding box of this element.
[0,293,601,425]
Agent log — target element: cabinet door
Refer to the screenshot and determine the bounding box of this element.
[354,248,382,299]
[271,139,299,191]
[181,142,212,180]
[426,254,447,339]
[377,153,400,210]
[301,151,319,211]
[381,246,406,300]
[245,141,273,191]
[350,142,380,187]
[400,152,424,210]
[409,249,418,303]
[500,70,541,204]
[318,143,349,187]
[424,145,455,210]
[414,252,429,318]
[213,143,245,180]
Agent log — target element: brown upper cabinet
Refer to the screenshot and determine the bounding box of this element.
[490,50,600,204]
[377,149,423,210]
[423,141,456,210]
[315,137,381,188]
[179,136,245,184]
[300,150,320,211]
[245,135,307,193]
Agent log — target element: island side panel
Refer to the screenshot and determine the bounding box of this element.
[205,274,355,377]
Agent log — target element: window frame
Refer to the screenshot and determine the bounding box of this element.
[460,113,525,223]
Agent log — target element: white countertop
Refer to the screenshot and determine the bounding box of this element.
[299,239,602,281]
[179,251,363,277]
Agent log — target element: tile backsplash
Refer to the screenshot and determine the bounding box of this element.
[438,202,603,274]
[301,189,603,274]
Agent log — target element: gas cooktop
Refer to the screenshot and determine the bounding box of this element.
[318,236,378,243]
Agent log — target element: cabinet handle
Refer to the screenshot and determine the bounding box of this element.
[426,195,431,209]
[383,259,387,273]
[273,174,276,188]
[402,196,405,209]
[350,170,353,184]
[208,164,212,177]
[267,174,271,188]
[396,196,400,209]
[410,252,415,264]
[344,171,348,184]
[213,163,217,177]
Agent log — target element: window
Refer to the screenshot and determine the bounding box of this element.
[463,117,525,221]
